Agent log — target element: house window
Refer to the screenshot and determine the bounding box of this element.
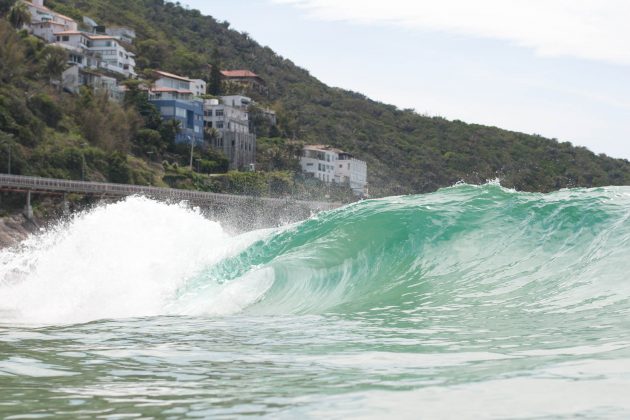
[187,110,194,129]
[160,107,175,116]
[215,109,224,117]
[216,121,224,129]
[62,35,69,41]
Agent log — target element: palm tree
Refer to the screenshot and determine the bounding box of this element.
[8,2,30,29]
[41,46,68,88]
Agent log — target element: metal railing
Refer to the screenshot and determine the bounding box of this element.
[0,174,340,211]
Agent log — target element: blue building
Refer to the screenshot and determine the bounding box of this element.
[149,71,205,145]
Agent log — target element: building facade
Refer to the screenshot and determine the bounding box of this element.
[204,95,256,170]
[88,35,136,78]
[221,70,267,93]
[149,71,205,145]
[190,79,207,97]
[300,145,368,197]
[24,0,78,43]
[50,31,136,78]
[105,27,136,44]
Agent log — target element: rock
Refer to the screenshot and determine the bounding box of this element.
[0,214,41,249]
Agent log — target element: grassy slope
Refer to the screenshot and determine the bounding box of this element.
[29,0,630,194]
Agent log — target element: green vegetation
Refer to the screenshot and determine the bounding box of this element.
[1,0,630,200]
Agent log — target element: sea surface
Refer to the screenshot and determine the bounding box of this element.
[1,183,630,419]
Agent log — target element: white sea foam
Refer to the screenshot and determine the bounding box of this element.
[0,196,273,325]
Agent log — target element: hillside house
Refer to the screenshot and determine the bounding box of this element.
[149,71,204,145]
[62,66,123,101]
[301,145,368,197]
[190,79,207,97]
[204,95,256,170]
[50,31,137,79]
[24,0,78,43]
[88,35,136,78]
[221,70,266,93]
[105,27,136,44]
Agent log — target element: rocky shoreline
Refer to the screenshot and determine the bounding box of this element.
[0,213,43,249]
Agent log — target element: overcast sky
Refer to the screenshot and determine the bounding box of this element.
[186,0,630,160]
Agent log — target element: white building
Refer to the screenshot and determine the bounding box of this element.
[190,79,207,97]
[88,35,136,78]
[24,0,78,43]
[105,27,136,44]
[301,145,368,197]
[204,95,251,134]
[152,70,194,99]
[204,95,256,170]
[62,65,124,101]
[49,31,136,78]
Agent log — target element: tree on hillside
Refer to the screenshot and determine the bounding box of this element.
[208,48,222,96]
[0,0,17,17]
[122,79,161,130]
[40,45,67,88]
[7,2,29,29]
[0,20,24,82]
[160,119,181,151]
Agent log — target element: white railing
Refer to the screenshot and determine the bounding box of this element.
[0,174,340,211]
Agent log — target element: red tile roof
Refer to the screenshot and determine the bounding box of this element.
[221,70,260,78]
[154,70,193,83]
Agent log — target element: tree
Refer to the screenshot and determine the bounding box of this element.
[133,128,165,156]
[160,118,181,151]
[0,0,17,16]
[7,2,29,29]
[40,45,67,88]
[123,79,161,129]
[208,48,222,95]
[0,19,25,82]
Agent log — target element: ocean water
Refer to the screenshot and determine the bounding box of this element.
[1,184,630,418]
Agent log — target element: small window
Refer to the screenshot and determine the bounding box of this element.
[62,36,69,42]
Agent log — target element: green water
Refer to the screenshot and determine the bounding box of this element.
[1,184,630,418]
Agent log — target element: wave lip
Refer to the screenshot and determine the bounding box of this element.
[1,184,630,325]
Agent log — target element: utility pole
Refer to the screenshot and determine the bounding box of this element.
[81,143,88,181]
[188,136,194,171]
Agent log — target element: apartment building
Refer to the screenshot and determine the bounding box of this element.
[204,95,256,170]
[149,71,205,145]
[301,145,368,197]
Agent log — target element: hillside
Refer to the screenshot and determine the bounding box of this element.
[3,0,630,197]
